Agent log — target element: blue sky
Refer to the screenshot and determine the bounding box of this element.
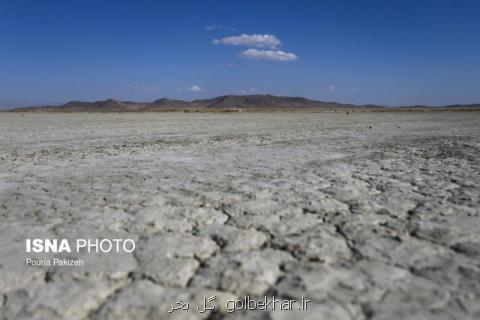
[1,0,479,107]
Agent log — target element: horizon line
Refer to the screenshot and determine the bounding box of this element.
[2,93,480,110]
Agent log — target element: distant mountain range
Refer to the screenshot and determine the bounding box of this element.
[7,95,480,112]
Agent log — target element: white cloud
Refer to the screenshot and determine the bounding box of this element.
[240,49,298,61]
[188,85,204,92]
[352,88,360,92]
[213,34,281,49]
[328,85,335,91]
[205,25,236,32]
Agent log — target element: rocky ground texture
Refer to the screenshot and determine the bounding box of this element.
[0,112,479,320]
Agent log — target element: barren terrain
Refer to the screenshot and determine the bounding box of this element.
[0,112,479,320]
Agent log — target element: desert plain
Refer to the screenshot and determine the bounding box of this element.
[0,111,479,319]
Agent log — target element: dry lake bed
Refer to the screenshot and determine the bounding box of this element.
[0,112,479,319]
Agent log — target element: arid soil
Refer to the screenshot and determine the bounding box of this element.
[0,112,479,320]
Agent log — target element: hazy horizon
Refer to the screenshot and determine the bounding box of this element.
[3,93,480,110]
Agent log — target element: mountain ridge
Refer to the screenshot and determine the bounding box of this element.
[7,95,480,112]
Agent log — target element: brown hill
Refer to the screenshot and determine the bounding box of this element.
[194,95,356,109]
[8,95,480,112]
[10,95,360,112]
[12,98,147,112]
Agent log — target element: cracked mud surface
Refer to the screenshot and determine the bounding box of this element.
[0,112,479,319]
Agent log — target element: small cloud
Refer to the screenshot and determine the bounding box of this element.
[240,88,256,94]
[240,49,298,62]
[227,62,235,68]
[352,88,360,92]
[188,85,204,92]
[328,85,335,92]
[205,25,236,32]
[213,34,281,49]
[132,85,159,92]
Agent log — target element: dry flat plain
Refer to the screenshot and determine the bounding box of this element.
[0,112,479,320]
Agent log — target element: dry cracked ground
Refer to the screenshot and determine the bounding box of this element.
[0,112,479,320]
